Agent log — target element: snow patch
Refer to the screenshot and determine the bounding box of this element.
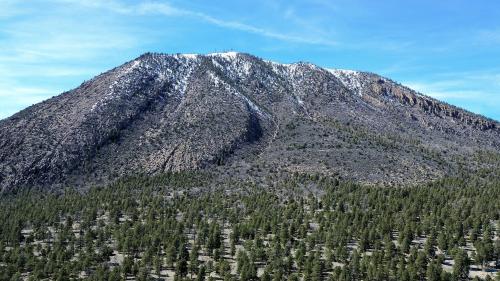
[297,97,304,105]
[208,51,239,60]
[174,53,199,60]
[181,54,199,59]
[90,60,143,112]
[207,71,268,118]
[327,68,363,96]
[208,72,223,87]
[209,52,253,78]
[91,53,202,113]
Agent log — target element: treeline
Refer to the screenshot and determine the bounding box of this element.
[0,172,499,281]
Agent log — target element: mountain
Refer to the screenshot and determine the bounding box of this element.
[0,52,499,192]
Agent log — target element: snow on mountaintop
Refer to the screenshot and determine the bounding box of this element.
[175,53,199,60]
[118,52,430,106]
[207,51,239,60]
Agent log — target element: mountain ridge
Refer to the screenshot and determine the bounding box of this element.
[0,51,499,192]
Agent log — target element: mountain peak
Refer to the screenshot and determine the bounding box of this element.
[137,51,245,61]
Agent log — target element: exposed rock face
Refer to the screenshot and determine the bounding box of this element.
[0,52,499,192]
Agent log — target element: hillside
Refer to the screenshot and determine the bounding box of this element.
[0,52,499,192]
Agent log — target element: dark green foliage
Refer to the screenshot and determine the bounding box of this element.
[453,249,470,281]
[0,172,498,280]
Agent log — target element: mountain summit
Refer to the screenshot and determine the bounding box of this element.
[0,52,499,192]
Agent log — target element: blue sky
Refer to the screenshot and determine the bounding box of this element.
[1,0,499,121]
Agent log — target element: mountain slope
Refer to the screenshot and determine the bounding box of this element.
[0,52,499,192]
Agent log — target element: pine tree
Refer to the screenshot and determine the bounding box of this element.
[189,244,200,278]
[426,261,442,281]
[452,249,470,281]
[237,250,257,281]
[176,244,189,279]
[196,265,206,281]
[312,251,323,281]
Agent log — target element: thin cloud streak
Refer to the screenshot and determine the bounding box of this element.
[192,11,337,47]
[404,79,500,120]
[0,85,58,119]
[59,0,338,47]
[404,79,499,100]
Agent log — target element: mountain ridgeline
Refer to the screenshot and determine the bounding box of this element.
[0,52,499,192]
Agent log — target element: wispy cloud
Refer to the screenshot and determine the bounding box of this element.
[0,64,99,78]
[404,74,500,100]
[57,0,338,47]
[404,81,486,100]
[196,12,337,46]
[403,72,500,120]
[475,29,500,46]
[0,0,24,18]
[0,1,143,119]
[0,83,57,119]
[0,85,54,100]
[1,18,137,63]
